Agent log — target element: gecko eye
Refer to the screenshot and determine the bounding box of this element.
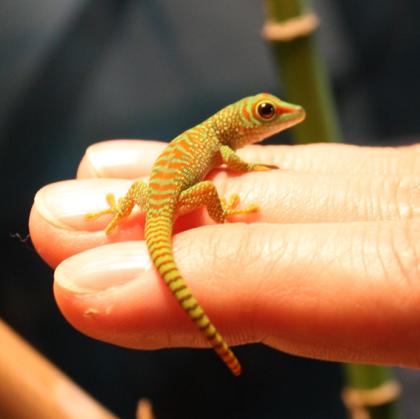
[257,101,276,120]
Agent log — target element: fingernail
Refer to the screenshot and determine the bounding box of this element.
[34,180,129,230]
[84,141,147,178]
[55,241,151,293]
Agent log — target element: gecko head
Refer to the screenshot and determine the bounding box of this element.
[228,92,305,148]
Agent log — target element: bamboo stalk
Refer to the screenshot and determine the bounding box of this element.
[342,364,401,419]
[263,0,341,142]
[0,319,117,419]
[263,1,402,418]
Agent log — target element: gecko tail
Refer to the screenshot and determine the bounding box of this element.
[145,214,242,376]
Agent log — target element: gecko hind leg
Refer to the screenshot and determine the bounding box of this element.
[86,180,149,234]
[178,181,259,223]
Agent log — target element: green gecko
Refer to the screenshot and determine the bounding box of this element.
[87,93,305,376]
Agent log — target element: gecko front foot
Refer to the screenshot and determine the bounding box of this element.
[221,193,259,217]
[251,163,279,171]
[85,193,131,234]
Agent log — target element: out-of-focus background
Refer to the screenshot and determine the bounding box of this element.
[1,1,419,418]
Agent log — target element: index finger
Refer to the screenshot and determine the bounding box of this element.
[77,140,419,179]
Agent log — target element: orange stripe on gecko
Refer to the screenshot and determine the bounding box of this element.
[167,161,187,170]
[171,149,185,159]
[151,171,178,180]
[149,244,171,253]
[149,183,179,191]
[148,203,172,210]
[177,138,193,153]
[149,193,177,200]
[145,225,171,235]
[251,100,259,120]
[241,100,251,121]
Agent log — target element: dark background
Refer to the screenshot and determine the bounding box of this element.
[1,1,419,418]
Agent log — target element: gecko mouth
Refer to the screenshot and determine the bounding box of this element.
[279,107,306,128]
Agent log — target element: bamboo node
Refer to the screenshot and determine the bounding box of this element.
[341,380,401,419]
[262,12,319,41]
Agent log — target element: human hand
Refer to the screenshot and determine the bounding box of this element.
[29,140,420,367]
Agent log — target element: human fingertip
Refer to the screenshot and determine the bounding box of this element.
[33,180,130,231]
[54,241,151,294]
[78,140,165,179]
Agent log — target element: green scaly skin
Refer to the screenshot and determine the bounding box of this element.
[87,93,305,375]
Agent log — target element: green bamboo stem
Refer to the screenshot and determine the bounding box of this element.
[343,364,401,419]
[263,1,401,418]
[264,0,340,143]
